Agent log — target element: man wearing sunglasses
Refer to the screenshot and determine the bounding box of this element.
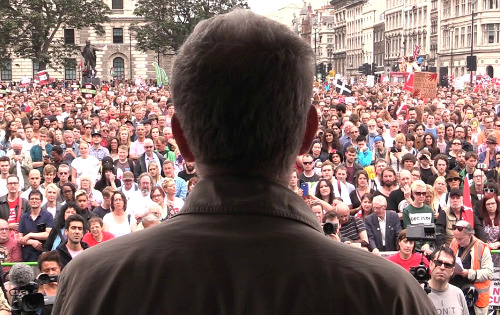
[450,221,493,315]
[428,246,469,315]
[436,189,486,247]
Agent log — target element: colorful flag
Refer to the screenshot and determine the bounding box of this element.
[413,45,420,61]
[160,67,169,86]
[152,62,162,86]
[335,79,352,96]
[462,176,475,228]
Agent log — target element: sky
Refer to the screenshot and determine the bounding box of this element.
[247,0,297,15]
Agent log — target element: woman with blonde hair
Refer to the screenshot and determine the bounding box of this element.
[161,178,184,218]
[118,126,131,148]
[42,183,62,218]
[148,162,162,185]
[424,185,439,219]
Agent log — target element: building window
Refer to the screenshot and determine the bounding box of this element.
[64,29,75,45]
[32,60,39,77]
[1,60,12,81]
[64,59,77,80]
[113,57,124,79]
[112,0,123,9]
[113,28,123,44]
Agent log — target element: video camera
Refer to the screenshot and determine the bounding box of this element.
[322,222,338,235]
[406,224,436,294]
[11,282,44,315]
[9,264,57,314]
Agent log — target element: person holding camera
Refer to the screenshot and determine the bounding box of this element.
[6,138,32,191]
[323,211,341,242]
[428,246,469,315]
[387,229,429,271]
[449,220,493,315]
[36,251,62,315]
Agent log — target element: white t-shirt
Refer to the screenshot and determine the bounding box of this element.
[103,213,132,238]
[71,156,100,185]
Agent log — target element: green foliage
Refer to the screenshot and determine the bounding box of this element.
[0,0,111,70]
[131,0,249,54]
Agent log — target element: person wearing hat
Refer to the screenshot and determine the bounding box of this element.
[436,187,486,248]
[440,170,463,209]
[478,135,500,168]
[371,135,387,164]
[89,131,110,162]
[417,149,434,181]
[117,171,139,202]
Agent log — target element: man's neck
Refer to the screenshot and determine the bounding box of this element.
[346,160,354,167]
[303,169,314,176]
[31,207,41,216]
[93,144,100,149]
[7,193,18,201]
[93,233,103,242]
[138,136,145,142]
[429,280,448,292]
[450,206,462,217]
[66,241,83,251]
[413,201,424,208]
[0,173,8,180]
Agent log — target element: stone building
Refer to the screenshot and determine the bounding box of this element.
[0,0,171,83]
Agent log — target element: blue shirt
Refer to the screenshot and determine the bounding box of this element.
[18,210,54,262]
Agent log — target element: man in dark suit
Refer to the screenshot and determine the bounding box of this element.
[134,138,165,180]
[365,195,402,254]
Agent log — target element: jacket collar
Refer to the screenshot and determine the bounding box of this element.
[179,175,322,232]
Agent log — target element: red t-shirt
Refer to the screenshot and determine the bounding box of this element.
[7,198,19,223]
[387,252,429,272]
[82,231,115,247]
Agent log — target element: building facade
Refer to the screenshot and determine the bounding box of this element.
[0,0,170,83]
[438,0,500,79]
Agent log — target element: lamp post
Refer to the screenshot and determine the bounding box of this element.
[313,17,318,78]
[450,25,454,79]
[470,0,476,85]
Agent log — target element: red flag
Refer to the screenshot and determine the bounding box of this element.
[396,103,407,117]
[462,176,475,228]
[403,72,414,92]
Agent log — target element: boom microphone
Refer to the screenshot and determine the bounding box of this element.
[10,264,35,288]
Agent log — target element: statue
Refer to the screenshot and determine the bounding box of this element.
[81,40,101,77]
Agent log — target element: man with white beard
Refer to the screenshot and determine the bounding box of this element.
[127,173,154,223]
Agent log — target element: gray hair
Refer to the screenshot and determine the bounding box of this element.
[142,213,160,228]
[171,9,314,180]
[372,195,387,206]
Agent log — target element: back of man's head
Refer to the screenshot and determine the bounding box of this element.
[171,10,314,180]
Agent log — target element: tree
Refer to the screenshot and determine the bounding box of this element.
[131,0,248,56]
[0,0,111,71]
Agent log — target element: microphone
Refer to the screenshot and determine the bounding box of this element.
[10,264,35,288]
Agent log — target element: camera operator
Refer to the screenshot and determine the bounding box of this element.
[37,251,61,297]
[322,211,340,242]
[428,246,469,315]
[387,230,429,272]
[449,220,493,315]
[37,251,61,315]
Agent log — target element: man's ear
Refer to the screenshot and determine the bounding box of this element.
[299,106,319,155]
[171,114,195,162]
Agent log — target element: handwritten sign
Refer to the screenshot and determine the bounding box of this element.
[413,72,437,98]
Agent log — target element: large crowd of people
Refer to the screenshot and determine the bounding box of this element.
[0,9,496,315]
